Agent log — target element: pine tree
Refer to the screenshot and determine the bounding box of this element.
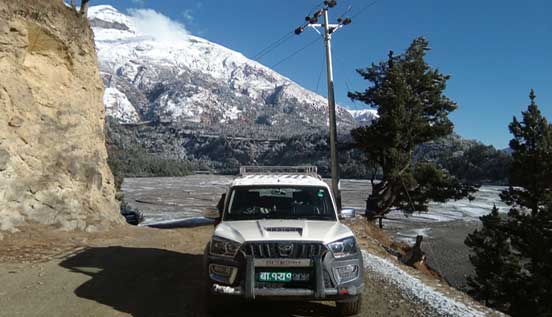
[464,205,524,312]
[349,37,476,216]
[501,89,552,213]
[466,90,552,316]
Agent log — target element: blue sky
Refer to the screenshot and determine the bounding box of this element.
[92,0,551,148]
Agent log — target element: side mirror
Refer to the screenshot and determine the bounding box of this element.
[339,208,356,219]
[214,216,222,227]
[203,207,222,227]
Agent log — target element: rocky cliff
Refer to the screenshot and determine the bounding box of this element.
[0,0,123,237]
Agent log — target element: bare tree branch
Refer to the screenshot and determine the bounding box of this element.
[70,0,76,9]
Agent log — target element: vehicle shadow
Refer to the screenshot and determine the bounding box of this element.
[59,247,336,317]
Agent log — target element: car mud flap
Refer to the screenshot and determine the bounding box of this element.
[245,255,255,299]
[314,256,325,299]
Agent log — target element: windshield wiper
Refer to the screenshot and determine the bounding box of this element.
[300,215,335,220]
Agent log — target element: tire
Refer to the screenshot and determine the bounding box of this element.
[336,296,362,316]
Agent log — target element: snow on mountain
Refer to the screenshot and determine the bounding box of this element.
[348,108,379,125]
[103,87,140,123]
[89,5,354,130]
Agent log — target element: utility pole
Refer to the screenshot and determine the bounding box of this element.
[295,1,351,209]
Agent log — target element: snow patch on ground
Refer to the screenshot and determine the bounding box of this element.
[396,228,432,244]
[383,186,509,225]
[362,250,487,317]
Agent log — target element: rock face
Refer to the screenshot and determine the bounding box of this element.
[0,0,123,235]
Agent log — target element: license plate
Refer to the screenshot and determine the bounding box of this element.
[258,272,292,282]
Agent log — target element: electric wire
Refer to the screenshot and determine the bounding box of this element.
[350,0,379,19]
[315,54,325,94]
[253,1,325,61]
[271,36,322,69]
[337,4,353,20]
[332,51,360,105]
[253,31,294,61]
[307,1,325,14]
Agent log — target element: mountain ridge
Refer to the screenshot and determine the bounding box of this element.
[90,5,367,133]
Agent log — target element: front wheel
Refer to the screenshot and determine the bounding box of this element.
[336,296,362,316]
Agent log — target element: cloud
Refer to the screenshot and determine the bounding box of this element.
[131,0,145,5]
[128,9,190,44]
[182,9,194,23]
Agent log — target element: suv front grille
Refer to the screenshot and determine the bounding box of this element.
[242,242,326,259]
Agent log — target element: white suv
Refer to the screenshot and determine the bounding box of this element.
[204,166,363,316]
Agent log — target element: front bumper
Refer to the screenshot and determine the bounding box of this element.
[212,283,364,299]
[206,252,364,301]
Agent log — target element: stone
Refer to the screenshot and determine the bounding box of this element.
[8,116,23,128]
[0,148,9,171]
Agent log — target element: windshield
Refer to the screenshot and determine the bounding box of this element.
[224,186,336,221]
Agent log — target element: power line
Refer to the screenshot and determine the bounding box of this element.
[344,79,359,105]
[253,31,294,61]
[307,1,325,14]
[315,54,325,94]
[253,2,325,61]
[270,36,322,69]
[337,4,353,20]
[350,0,379,19]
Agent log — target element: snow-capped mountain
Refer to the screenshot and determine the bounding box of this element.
[347,109,379,125]
[89,5,354,130]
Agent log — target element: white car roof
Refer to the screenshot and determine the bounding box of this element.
[231,174,329,188]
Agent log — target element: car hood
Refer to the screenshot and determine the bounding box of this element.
[213,219,354,244]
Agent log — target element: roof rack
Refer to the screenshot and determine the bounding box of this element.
[239,166,319,177]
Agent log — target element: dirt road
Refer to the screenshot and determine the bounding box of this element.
[0,225,433,317]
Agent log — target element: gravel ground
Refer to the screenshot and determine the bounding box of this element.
[0,226,435,317]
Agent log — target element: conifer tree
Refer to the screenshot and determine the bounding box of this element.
[464,205,524,312]
[501,89,552,213]
[349,37,475,216]
[466,90,552,316]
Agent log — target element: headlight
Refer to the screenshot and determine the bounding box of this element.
[209,236,241,258]
[327,237,357,258]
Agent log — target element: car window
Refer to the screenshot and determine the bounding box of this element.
[224,186,336,221]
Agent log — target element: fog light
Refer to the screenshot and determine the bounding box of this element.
[209,264,237,284]
[335,264,359,284]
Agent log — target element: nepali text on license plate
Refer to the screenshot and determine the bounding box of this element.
[258,272,292,282]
